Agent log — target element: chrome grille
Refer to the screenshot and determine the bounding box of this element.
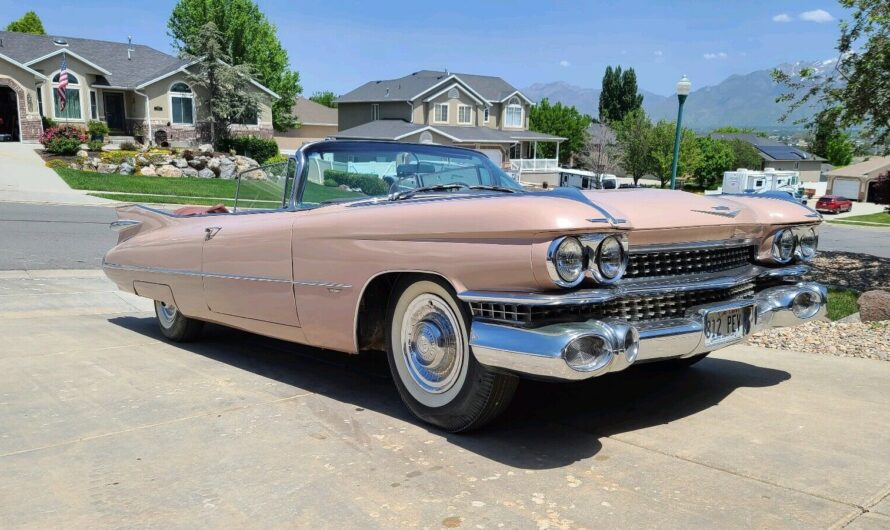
[626,244,756,279]
[470,282,756,327]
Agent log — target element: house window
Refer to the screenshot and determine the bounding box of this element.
[52,72,82,120]
[170,82,194,125]
[236,109,258,125]
[434,103,448,123]
[483,107,490,124]
[36,86,44,117]
[458,105,471,124]
[505,97,523,128]
[372,103,379,120]
[90,91,98,120]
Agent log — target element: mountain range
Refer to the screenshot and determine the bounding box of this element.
[522,60,833,131]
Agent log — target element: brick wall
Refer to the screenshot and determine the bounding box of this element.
[0,78,42,142]
[127,118,273,146]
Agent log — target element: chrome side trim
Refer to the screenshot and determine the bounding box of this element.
[458,264,809,306]
[102,262,353,290]
[110,219,141,232]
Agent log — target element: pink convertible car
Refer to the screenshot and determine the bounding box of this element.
[104,140,826,431]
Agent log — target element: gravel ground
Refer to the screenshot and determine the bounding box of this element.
[748,320,890,361]
[805,251,890,291]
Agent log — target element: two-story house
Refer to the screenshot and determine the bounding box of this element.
[333,70,564,177]
[0,31,276,146]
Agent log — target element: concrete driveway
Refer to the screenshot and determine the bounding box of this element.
[1,271,889,529]
[0,143,113,205]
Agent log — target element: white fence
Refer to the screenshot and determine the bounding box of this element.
[509,158,559,172]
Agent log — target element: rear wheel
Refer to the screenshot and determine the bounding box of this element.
[385,277,518,432]
[154,300,204,342]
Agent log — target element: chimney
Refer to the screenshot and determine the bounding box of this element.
[127,36,134,60]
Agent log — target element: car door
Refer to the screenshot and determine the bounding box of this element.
[201,211,300,327]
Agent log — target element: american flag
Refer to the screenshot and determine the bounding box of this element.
[57,56,69,112]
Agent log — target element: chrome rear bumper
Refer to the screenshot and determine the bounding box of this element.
[469,282,826,381]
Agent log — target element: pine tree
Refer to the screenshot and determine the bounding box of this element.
[598,66,644,123]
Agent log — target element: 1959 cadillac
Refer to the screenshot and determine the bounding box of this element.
[103,140,826,432]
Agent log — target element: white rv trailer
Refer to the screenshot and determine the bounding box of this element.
[721,168,801,194]
[558,168,619,190]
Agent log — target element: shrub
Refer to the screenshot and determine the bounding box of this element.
[45,159,70,169]
[323,169,388,195]
[118,141,138,151]
[217,135,279,163]
[40,125,87,155]
[87,120,110,137]
[264,153,288,165]
[100,150,139,165]
[323,178,338,187]
[42,116,57,130]
[87,140,104,151]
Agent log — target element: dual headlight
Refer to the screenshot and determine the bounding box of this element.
[771,226,818,263]
[547,234,628,288]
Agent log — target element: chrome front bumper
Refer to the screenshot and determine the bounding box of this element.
[468,282,827,381]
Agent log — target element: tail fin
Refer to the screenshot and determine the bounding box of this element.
[110,205,174,243]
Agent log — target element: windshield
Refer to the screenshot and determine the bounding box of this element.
[298,141,523,205]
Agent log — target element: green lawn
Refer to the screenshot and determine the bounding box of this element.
[827,287,860,321]
[55,167,362,205]
[828,211,890,226]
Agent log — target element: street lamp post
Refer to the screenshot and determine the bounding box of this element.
[669,75,692,190]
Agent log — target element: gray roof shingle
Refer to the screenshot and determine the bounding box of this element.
[337,70,524,104]
[0,31,191,88]
[334,120,564,143]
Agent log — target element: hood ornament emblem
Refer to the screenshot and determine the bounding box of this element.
[690,205,741,218]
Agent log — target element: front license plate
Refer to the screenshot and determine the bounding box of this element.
[703,308,747,347]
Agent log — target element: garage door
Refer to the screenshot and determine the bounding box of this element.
[832,178,860,201]
[480,149,502,166]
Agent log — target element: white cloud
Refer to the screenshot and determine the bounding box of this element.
[772,13,792,22]
[654,50,663,56]
[799,9,834,23]
[703,52,728,60]
[559,60,570,67]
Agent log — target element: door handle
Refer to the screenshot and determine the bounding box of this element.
[205,227,222,240]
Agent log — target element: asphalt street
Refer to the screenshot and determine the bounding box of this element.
[820,223,890,258]
[0,203,117,270]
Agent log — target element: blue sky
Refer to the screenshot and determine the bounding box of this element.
[2,1,847,96]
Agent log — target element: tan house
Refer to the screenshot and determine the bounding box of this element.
[274,96,337,152]
[333,70,564,183]
[711,133,826,183]
[0,31,276,145]
[825,156,890,202]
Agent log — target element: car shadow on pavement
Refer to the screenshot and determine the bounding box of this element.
[110,316,791,470]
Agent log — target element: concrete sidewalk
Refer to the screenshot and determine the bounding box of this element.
[1,271,889,528]
[0,143,114,205]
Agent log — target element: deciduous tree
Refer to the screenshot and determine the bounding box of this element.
[528,98,591,164]
[598,66,644,123]
[5,11,45,34]
[773,0,890,145]
[613,108,654,185]
[649,120,700,188]
[309,91,338,109]
[725,139,763,170]
[168,0,301,131]
[693,137,734,188]
[826,133,854,166]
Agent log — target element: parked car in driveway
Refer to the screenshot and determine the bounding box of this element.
[103,140,827,432]
[815,195,853,214]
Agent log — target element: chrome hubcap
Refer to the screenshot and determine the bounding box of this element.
[401,294,463,394]
[157,302,178,328]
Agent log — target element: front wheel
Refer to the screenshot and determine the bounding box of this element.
[386,277,518,432]
[154,300,204,342]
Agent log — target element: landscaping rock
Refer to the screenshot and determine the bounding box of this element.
[139,165,157,176]
[207,157,221,171]
[198,144,214,155]
[136,155,150,166]
[197,168,215,179]
[149,154,173,165]
[188,158,206,170]
[234,155,260,172]
[173,158,189,169]
[76,150,89,158]
[96,163,119,174]
[101,144,120,152]
[156,165,183,178]
[859,290,890,322]
[88,157,101,168]
[118,162,135,175]
[182,167,199,178]
[218,159,236,179]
